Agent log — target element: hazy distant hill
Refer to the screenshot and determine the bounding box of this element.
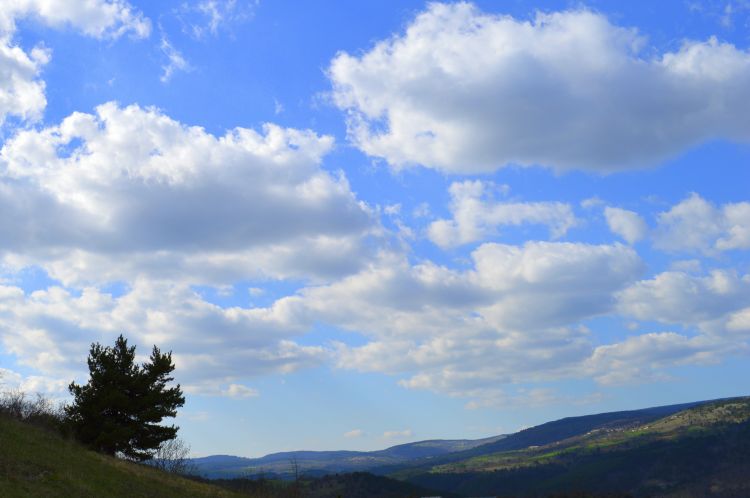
[190,435,505,478]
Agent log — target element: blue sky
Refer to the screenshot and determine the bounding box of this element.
[0,0,749,458]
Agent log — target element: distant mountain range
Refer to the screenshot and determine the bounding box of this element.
[189,435,505,478]
[189,398,708,479]
[191,396,750,496]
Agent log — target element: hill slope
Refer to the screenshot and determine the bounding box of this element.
[403,397,750,497]
[0,415,242,498]
[382,399,705,477]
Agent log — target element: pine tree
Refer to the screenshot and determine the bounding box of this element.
[66,335,185,461]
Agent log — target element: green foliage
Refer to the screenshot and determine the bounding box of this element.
[65,335,185,461]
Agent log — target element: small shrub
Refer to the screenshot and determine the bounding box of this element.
[0,389,67,434]
[151,437,196,475]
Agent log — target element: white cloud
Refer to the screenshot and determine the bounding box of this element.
[223,383,259,398]
[383,203,401,216]
[719,202,750,250]
[0,39,49,125]
[0,367,67,394]
[330,3,750,173]
[654,193,750,253]
[428,181,577,247]
[464,388,603,410]
[383,429,412,440]
[604,207,647,244]
[728,307,750,332]
[294,240,750,398]
[274,98,284,115]
[177,0,257,39]
[0,280,327,391]
[587,332,735,385]
[412,202,431,219]
[0,102,376,285]
[581,196,604,209]
[160,34,191,83]
[0,0,149,125]
[669,259,702,273]
[305,242,642,337]
[274,242,643,404]
[343,429,364,438]
[590,268,750,384]
[0,0,150,39]
[617,269,750,328]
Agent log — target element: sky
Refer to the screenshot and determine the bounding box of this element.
[0,0,749,458]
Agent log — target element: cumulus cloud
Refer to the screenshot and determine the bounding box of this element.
[0,0,150,39]
[728,308,750,332]
[0,102,376,285]
[604,207,647,244]
[0,0,149,125]
[0,101,378,397]
[330,3,750,173]
[272,242,644,404]
[0,240,644,406]
[428,181,577,247]
[0,367,68,394]
[344,429,364,438]
[569,267,750,385]
[654,193,750,253]
[617,269,750,329]
[612,267,750,385]
[586,332,733,385]
[0,39,49,125]
[286,240,750,398]
[0,280,327,394]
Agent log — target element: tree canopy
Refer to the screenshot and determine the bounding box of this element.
[66,335,185,461]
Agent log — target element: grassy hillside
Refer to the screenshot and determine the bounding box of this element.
[0,415,243,498]
[403,397,750,497]
[0,414,449,498]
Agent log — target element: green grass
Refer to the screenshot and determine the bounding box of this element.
[0,416,245,498]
